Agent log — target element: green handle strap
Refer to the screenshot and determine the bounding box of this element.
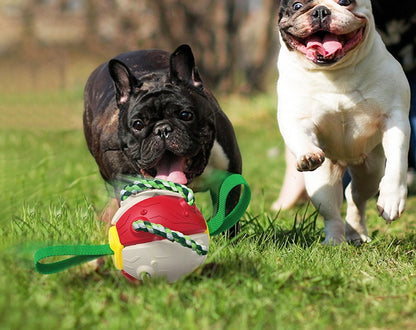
[120,174,251,236]
[206,172,251,236]
[34,244,113,275]
[34,173,251,275]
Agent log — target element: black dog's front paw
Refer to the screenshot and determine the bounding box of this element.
[296,152,325,171]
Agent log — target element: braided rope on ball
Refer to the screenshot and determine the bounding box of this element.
[132,220,208,255]
[120,178,195,205]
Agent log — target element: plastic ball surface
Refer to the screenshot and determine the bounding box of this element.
[109,189,209,282]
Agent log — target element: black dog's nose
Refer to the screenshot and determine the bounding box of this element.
[154,122,172,139]
[312,6,331,22]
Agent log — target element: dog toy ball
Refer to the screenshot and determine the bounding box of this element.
[34,172,251,282]
[109,182,209,282]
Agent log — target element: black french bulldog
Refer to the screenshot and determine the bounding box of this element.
[83,44,242,210]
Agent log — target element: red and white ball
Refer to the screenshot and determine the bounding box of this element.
[109,190,209,282]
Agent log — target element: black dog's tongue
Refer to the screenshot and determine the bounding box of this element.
[155,153,188,185]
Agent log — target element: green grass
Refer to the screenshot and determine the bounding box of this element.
[2,83,416,329]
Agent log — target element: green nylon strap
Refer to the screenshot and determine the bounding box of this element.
[119,173,251,236]
[34,172,251,275]
[205,172,251,236]
[34,244,113,275]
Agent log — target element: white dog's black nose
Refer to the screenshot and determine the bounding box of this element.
[312,6,331,23]
[154,123,172,139]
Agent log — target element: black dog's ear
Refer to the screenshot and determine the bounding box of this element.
[170,44,203,88]
[108,59,140,106]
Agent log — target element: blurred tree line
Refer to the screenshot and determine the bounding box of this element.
[0,0,279,92]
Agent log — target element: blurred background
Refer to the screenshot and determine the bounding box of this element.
[0,0,279,94]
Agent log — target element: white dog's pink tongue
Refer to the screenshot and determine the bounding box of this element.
[306,33,343,60]
[155,156,188,185]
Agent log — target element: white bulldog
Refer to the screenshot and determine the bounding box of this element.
[276,0,411,244]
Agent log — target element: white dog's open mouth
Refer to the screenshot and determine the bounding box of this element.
[288,27,365,64]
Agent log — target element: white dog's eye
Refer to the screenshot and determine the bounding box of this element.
[338,0,352,6]
[292,2,303,10]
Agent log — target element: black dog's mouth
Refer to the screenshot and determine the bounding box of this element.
[285,27,365,64]
[140,151,197,185]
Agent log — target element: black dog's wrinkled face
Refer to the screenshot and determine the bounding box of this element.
[109,45,215,185]
[278,0,371,65]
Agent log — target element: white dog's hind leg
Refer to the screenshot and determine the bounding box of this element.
[345,147,385,244]
[272,148,309,210]
[303,160,346,244]
[344,184,371,244]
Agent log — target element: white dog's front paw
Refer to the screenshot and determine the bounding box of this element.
[297,151,325,171]
[377,181,407,222]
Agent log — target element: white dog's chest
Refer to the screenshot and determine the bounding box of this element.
[301,93,385,163]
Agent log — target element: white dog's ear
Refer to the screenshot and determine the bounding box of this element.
[109,59,142,106]
[170,44,203,88]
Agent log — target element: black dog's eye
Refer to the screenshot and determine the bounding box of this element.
[338,0,352,6]
[179,110,193,121]
[292,2,303,10]
[132,119,144,131]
